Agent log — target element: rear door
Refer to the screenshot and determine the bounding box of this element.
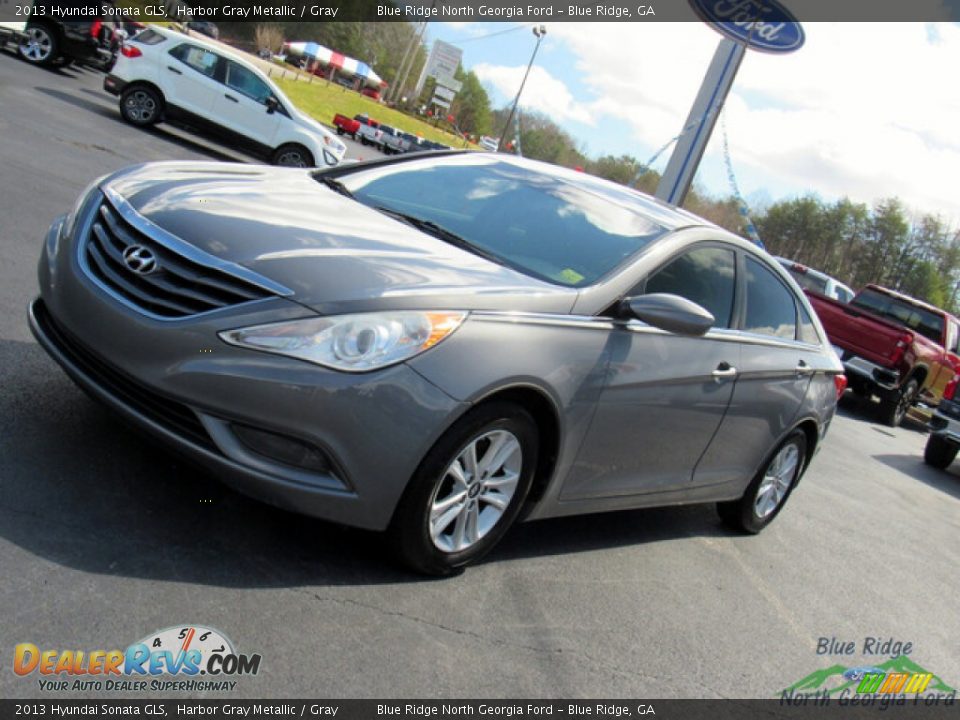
[210,60,282,152]
[165,43,221,117]
[693,254,818,488]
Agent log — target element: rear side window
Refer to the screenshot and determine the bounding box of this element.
[798,303,820,345]
[782,263,829,294]
[645,247,737,328]
[133,29,166,45]
[170,44,218,78]
[744,257,798,340]
[225,62,271,104]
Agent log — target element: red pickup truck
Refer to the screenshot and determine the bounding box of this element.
[808,285,960,426]
[332,113,361,138]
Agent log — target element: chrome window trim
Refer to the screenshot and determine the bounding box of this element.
[471,311,823,351]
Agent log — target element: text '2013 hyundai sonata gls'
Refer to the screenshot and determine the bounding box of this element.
[29,152,845,574]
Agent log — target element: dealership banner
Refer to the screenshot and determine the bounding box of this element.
[4,0,960,23]
[1,700,959,719]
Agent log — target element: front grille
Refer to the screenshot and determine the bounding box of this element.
[83,198,270,318]
[34,300,215,451]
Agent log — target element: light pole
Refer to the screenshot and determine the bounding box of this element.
[498,25,545,152]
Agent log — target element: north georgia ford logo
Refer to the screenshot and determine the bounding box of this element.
[13,625,261,692]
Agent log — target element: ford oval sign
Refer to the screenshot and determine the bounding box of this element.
[690,0,805,54]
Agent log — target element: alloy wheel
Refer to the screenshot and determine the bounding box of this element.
[276,150,308,167]
[124,91,157,123]
[428,429,522,553]
[754,442,800,519]
[20,28,53,63]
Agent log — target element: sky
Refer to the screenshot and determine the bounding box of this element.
[426,21,960,224]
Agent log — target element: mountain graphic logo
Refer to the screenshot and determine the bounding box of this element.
[782,656,956,697]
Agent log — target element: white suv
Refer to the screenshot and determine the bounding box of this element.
[104,26,346,168]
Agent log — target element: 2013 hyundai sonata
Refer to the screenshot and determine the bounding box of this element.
[29,152,845,574]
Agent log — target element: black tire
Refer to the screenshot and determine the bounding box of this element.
[360,137,368,146]
[119,85,163,126]
[19,24,58,66]
[389,402,539,576]
[272,143,314,168]
[335,127,344,135]
[878,377,919,427]
[923,434,958,470]
[718,429,807,534]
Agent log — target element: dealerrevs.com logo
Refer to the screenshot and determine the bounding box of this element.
[14,625,261,693]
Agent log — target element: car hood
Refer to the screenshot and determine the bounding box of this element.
[101,162,577,315]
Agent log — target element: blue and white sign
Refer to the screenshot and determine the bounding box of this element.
[689,0,805,54]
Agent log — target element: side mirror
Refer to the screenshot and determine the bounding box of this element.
[623,293,714,336]
[265,96,280,114]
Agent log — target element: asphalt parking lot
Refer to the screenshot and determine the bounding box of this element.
[1,48,958,699]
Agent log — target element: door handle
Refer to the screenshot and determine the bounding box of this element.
[224,94,238,103]
[712,362,738,380]
[795,360,814,377]
[166,66,182,75]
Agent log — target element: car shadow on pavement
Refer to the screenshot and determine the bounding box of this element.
[1,338,735,586]
[836,394,929,435]
[32,86,240,164]
[873,453,960,502]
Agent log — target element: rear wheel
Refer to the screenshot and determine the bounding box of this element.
[924,434,958,470]
[120,85,163,126]
[272,143,314,168]
[879,377,919,427]
[718,430,807,534]
[389,402,538,575]
[19,24,58,66]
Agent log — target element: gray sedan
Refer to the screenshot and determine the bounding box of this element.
[29,152,845,574]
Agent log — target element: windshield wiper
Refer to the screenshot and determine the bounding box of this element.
[374,206,503,266]
[318,175,354,199]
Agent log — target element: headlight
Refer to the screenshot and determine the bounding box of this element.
[219,311,467,372]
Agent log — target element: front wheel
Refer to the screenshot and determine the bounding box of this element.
[389,402,539,575]
[272,143,314,167]
[718,430,807,534]
[924,434,958,470]
[120,85,163,126]
[879,377,919,427]
[19,24,58,66]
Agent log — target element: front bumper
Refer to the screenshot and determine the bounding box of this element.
[929,398,960,445]
[31,211,465,531]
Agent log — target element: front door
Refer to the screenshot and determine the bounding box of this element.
[561,245,740,500]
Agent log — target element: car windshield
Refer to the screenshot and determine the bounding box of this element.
[851,288,944,342]
[782,264,829,294]
[328,155,669,287]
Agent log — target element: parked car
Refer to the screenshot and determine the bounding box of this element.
[924,375,960,469]
[29,152,845,575]
[332,113,361,138]
[186,21,219,40]
[401,133,427,153]
[776,258,854,303]
[17,17,119,68]
[103,26,346,168]
[380,125,409,154]
[808,285,960,426]
[479,135,500,152]
[355,116,382,147]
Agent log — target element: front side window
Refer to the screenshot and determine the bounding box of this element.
[644,247,736,328]
[225,62,271,104]
[744,257,799,340]
[170,44,218,78]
